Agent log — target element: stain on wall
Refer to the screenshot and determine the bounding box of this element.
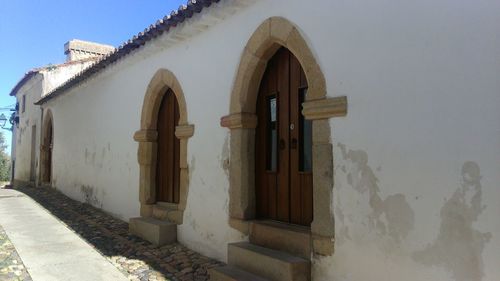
[83,146,106,169]
[220,134,230,178]
[338,143,415,243]
[413,161,491,281]
[80,185,101,207]
[334,204,351,243]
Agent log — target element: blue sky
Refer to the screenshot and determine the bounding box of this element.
[0,0,186,154]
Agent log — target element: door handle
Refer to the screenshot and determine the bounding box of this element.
[291,138,298,149]
[279,139,286,150]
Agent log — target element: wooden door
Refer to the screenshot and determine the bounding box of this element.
[256,47,313,226]
[42,120,53,183]
[156,89,180,203]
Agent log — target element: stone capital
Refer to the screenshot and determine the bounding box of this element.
[220,112,258,129]
[175,124,194,139]
[302,96,347,120]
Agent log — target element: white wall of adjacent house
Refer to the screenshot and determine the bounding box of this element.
[39,0,499,280]
[13,74,43,184]
[13,61,98,186]
[42,62,96,96]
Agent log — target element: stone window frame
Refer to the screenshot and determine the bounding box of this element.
[40,108,54,186]
[221,17,347,256]
[134,69,194,224]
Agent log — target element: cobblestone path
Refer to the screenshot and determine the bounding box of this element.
[0,225,32,281]
[14,186,222,281]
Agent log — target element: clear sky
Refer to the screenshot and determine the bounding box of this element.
[0,0,186,154]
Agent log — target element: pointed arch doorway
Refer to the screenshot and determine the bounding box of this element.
[156,89,180,203]
[134,69,194,225]
[255,47,312,226]
[222,17,347,255]
[41,110,53,184]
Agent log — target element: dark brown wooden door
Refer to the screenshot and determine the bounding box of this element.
[256,47,313,226]
[30,125,36,181]
[156,89,180,203]
[47,122,52,182]
[42,121,53,183]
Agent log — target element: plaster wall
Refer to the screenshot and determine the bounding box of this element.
[13,74,43,183]
[42,62,96,96]
[40,0,500,280]
[13,61,99,185]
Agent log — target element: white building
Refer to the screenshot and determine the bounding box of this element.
[9,40,114,186]
[10,1,500,280]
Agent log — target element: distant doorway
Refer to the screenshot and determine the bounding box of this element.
[30,125,37,182]
[156,89,180,203]
[41,111,53,184]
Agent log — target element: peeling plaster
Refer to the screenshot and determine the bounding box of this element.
[338,143,415,243]
[335,204,351,243]
[413,161,491,281]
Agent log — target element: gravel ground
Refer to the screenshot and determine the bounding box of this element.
[13,185,223,281]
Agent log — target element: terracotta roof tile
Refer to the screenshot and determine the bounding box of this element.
[8,57,100,97]
[35,0,220,105]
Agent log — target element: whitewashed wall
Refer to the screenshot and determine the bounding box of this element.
[13,61,97,185]
[41,0,500,280]
[14,74,43,183]
[43,62,96,96]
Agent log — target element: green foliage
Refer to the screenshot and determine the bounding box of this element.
[0,132,10,181]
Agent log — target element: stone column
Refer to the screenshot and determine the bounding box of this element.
[134,130,158,217]
[221,113,258,221]
[175,124,194,215]
[303,96,347,256]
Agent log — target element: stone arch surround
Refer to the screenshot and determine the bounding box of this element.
[134,69,194,224]
[221,17,347,256]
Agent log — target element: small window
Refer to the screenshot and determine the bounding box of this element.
[266,95,278,171]
[22,95,26,113]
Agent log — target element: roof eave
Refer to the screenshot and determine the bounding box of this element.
[37,0,222,105]
[9,71,39,97]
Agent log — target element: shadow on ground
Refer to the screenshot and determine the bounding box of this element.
[13,185,222,281]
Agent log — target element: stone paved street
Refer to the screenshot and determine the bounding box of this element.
[0,226,32,281]
[8,185,223,281]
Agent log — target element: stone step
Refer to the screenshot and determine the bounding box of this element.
[129,217,176,246]
[209,265,269,281]
[228,242,310,281]
[151,204,183,224]
[151,204,171,220]
[250,220,311,259]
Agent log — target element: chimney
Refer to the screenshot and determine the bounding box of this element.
[64,39,115,62]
